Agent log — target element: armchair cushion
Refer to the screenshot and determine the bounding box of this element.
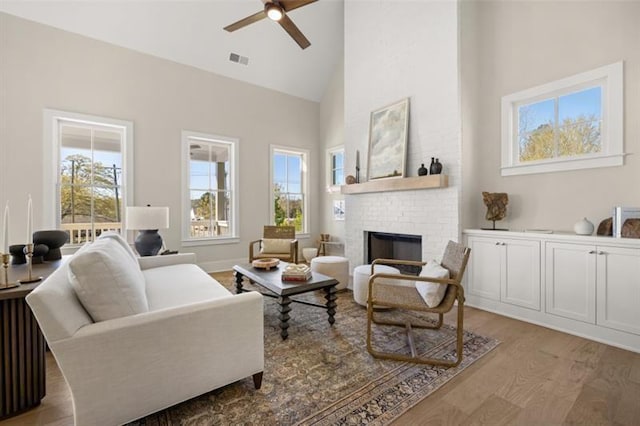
[261,238,293,254]
[68,237,149,322]
[415,260,450,308]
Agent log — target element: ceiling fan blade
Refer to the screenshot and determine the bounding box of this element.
[223,10,267,32]
[279,14,311,49]
[279,0,318,12]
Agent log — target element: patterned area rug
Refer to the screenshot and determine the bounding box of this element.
[131,276,498,426]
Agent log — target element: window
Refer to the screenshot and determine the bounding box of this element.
[43,110,133,244]
[182,131,238,244]
[501,62,623,176]
[327,146,345,191]
[271,146,309,234]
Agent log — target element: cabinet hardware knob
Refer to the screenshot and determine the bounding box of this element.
[598,251,605,255]
[502,242,507,246]
[588,250,596,254]
[495,242,500,245]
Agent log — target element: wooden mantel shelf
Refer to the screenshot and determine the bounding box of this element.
[340,174,448,195]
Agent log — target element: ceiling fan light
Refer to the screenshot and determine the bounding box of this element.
[265,3,284,21]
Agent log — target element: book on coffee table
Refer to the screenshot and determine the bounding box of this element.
[282,264,312,282]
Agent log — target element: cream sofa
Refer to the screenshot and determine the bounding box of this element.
[26,233,264,426]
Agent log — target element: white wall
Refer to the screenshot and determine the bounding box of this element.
[319,58,345,255]
[0,13,320,270]
[461,1,640,232]
[344,0,461,267]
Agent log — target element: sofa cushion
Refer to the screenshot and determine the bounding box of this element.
[415,260,450,308]
[68,237,149,322]
[97,231,138,262]
[261,238,291,254]
[143,264,232,311]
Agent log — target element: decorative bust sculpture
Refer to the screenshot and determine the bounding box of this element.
[482,192,509,230]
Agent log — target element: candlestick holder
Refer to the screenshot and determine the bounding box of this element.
[18,243,42,284]
[1,253,19,290]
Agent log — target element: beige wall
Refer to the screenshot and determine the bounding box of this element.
[0,13,320,269]
[461,1,640,232]
[318,58,345,254]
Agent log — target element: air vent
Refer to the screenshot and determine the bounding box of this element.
[229,53,249,66]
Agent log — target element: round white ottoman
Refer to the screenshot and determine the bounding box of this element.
[302,247,318,263]
[310,256,349,290]
[353,264,403,307]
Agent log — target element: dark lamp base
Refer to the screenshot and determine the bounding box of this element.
[134,230,163,256]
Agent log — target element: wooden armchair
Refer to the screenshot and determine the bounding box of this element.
[366,241,471,367]
[249,226,299,264]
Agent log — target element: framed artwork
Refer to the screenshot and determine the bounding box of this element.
[367,98,409,180]
[333,199,345,221]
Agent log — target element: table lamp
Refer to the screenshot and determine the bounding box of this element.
[126,206,170,256]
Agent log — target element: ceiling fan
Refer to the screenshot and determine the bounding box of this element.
[224,0,318,50]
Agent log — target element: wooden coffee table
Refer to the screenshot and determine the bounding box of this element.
[233,262,338,340]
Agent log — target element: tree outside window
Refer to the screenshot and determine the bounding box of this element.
[272,148,307,233]
[58,123,125,243]
[517,86,602,163]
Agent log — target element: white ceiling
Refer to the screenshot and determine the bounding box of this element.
[0,0,344,102]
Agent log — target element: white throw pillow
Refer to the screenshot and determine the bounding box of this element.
[415,260,450,308]
[68,237,148,322]
[98,231,138,262]
[261,238,292,254]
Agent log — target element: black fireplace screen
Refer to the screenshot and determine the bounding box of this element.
[366,231,422,275]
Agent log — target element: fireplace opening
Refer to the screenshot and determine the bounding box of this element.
[366,231,422,275]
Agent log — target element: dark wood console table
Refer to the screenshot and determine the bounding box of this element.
[0,259,63,420]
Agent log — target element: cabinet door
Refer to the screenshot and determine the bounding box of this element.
[596,246,640,335]
[466,237,501,301]
[502,239,541,310]
[545,242,596,324]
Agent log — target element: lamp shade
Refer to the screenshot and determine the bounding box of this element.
[126,206,170,230]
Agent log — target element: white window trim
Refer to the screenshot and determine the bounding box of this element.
[42,109,134,240]
[269,145,310,238]
[326,145,345,193]
[181,130,240,246]
[501,61,624,176]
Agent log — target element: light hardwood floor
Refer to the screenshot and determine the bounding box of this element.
[5,282,640,425]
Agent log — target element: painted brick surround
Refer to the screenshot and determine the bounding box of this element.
[345,175,460,267]
[344,1,461,270]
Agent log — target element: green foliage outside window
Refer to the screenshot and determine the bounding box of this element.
[273,183,303,232]
[60,154,121,223]
[519,115,601,162]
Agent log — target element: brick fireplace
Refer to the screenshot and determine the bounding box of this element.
[344,183,460,276]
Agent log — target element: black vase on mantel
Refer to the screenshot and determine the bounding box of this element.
[429,158,443,175]
[418,163,428,176]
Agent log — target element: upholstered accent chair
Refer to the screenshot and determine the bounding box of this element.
[366,240,471,367]
[249,225,298,264]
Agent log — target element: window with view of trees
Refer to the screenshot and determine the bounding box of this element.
[501,62,623,176]
[44,110,133,245]
[518,87,602,162]
[271,147,308,233]
[182,132,238,243]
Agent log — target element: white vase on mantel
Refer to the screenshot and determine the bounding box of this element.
[574,217,595,235]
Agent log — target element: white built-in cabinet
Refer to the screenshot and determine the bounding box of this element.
[545,242,596,324]
[595,245,640,335]
[467,236,540,310]
[463,229,640,353]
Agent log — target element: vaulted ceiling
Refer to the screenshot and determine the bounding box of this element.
[0,0,344,102]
